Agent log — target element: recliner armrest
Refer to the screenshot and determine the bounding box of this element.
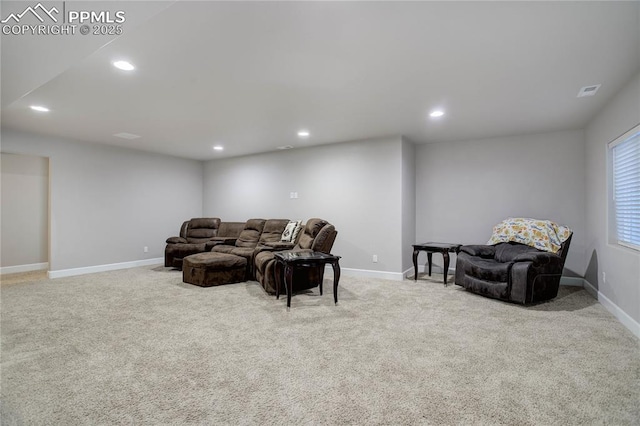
[266,241,296,250]
[255,242,296,254]
[460,245,495,258]
[512,252,561,266]
[166,236,187,244]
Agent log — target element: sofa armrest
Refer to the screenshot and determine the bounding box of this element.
[166,236,187,244]
[259,241,296,252]
[459,245,495,258]
[252,242,296,258]
[513,252,562,267]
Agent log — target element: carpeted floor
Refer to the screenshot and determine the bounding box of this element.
[1,266,638,425]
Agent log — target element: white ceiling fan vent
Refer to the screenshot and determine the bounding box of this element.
[577,84,601,98]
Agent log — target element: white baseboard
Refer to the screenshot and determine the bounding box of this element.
[340,267,405,281]
[559,276,585,287]
[48,258,163,279]
[582,279,599,299]
[341,265,453,281]
[0,262,49,275]
[583,279,640,339]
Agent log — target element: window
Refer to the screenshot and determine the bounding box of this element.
[609,124,640,251]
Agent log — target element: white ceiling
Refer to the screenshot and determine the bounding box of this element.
[2,1,639,160]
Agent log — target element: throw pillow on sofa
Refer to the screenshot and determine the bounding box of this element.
[281,220,302,242]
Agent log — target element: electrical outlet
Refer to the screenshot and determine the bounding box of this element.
[602,271,606,284]
[144,246,148,253]
[372,254,378,263]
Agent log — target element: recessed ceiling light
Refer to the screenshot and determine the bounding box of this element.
[213,145,224,151]
[113,60,135,71]
[429,110,445,118]
[297,130,310,138]
[30,105,50,112]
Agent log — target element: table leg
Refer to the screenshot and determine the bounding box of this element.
[413,248,419,281]
[443,251,450,286]
[427,252,433,276]
[319,265,323,296]
[285,264,293,309]
[275,260,282,299]
[332,260,341,305]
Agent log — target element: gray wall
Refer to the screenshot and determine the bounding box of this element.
[1,129,204,272]
[415,129,586,275]
[585,72,640,324]
[1,153,49,268]
[3,80,636,329]
[401,138,416,273]
[203,137,405,275]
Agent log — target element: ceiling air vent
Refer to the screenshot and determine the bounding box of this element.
[577,84,601,98]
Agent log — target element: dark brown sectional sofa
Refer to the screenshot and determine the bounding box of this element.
[164,217,337,294]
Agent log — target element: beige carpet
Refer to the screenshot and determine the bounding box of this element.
[1,266,638,425]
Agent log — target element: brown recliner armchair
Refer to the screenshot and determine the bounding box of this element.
[455,232,573,305]
[164,218,221,269]
[254,218,338,294]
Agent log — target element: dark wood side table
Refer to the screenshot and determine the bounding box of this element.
[274,252,341,309]
[412,242,461,285]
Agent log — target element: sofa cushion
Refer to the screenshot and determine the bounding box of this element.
[230,247,254,259]
[211,245,234,254]
[463,276,510,300]
[494,242,542,263]
[298,219,327,250]
[261,219,290,243]
[465,257,510,283]
[311,224,336,253]
[217,221,245,238]
[185,217,220,243]
[188,228,218,239]
[235,219,266,248]
[189,218,220,229]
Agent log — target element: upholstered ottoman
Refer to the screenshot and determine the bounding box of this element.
[182,253,247,287]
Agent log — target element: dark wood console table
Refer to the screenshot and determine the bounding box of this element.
[274,252,341,309]
[412,242,461,285]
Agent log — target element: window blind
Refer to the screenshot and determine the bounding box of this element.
[612,129,640,250]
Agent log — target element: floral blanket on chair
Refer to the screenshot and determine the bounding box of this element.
[487,218,572,253]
